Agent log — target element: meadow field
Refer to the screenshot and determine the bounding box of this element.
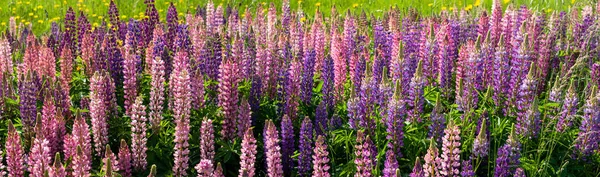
[0,0,599,176]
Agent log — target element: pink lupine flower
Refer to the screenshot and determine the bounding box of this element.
[71,114,92,171]
[0,37,12,75]
[47,153,66,177]
[6,122,24,177]
[218,55,240,140]
[103,145,119,175]
[312,135,330,177]
[439,120,461,177]
[264,120,284,177]
[200,119,215,162]
[130,96,148,170]
[118,140,132,177]
[29,120,52,177]
[72,146,91,177]
[237,99,252,138]
[239,129,257,177]
[423,140,439,177]
[171,67,192,177]
[195,159,213,177]
[122,38,140,115]
[90,71,111,156]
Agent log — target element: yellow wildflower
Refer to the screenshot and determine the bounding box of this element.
[353,3,359,8]
[121,15,127,19]
[546,9,553,13]
[315,3,321,7]
[465,4,473,11]
[442,6,447,11]
[428,3,433,7]
[503,0,510,4]
[98,16,104,20]
[29,13,33,16]
[25,22,30,25]
[474,0,481,6]
[15,16,20,19]
[37,20,43,24]
[1,22,6,26]
[54,4,60,8]
[300,17,306,22]
[25,1,30,5]
[34,15,38,19]
[571,0,575,4]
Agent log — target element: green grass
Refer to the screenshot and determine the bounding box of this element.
[0,0,594,35]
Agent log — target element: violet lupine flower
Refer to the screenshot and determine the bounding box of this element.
[284,58,301,120]
[557,81,578,132]
[573,87,599,160]
[386,81,405,156]
[6,122,24,177]
[19,72,38,133]
[347,95,361,129]
[410,157,424,177]
[312,135,330,177]
[383,149,399,177]
[401,18,421,88]
[218,56,240,140]
[171,68,192,177]
[494,126,522,177]
[195,159,213,177]
[280,115,295,175]
[264,120,284,177]
[407,61,425,122]
[63,7,77,53]
[508,33,531,111]
[105,31,125,86]
[490,0,503,48]
[118,139,132,177]
[423,139,440,176]
[237,99,252,138]
[90,71,111,156]
[473,119,490,158]
[315,101,329,136]
[165,3,178,51]
[29,121,52,177]
[301,50,316,104]
[439,120,461,177]
[239,129,257,177]
[48,153,66,177]
[437,32,453,96]
[200,119,215,162]
[429,94,446,145]
[519,98,542,139]
[493,36,510,106]
[298,116,314,176]
[378,71,393,117]
[130,96,147,170]
[322,55,335,110]
[103,145,119,176]
[354,130,374,177]
[461,159,475,177]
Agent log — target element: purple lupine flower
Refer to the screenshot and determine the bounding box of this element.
[407,61,425,122]
[508,30,530,111]
[358,67,378,132]
[165,3,178,51]
[423,140,439,177]
[48,153,65,177]
[383,149,399,177]
[301,50,316,104]
[312,135,330,177]
[174,24,192,53]
[315,101,329,136]
[6,122,24,177]
[90,71,111,156]
[461,159,475,177]
[195,159,213,177]
[63,7,77,53]
[237,99,252,138]
[493,36,510,106]
[105,30,125,86]
[239,129,257,177]
[29,120,52,177]
[284,58,301,120]
[298,116,314,176]
[494,126,522,177]
[19,72,38,134]
[76,10,91,47]
[378,71,393,117]
[347,95,361,129]
[437,28,453,97]
[200,119,215,162]
[218,54,240,140]
[401,17,421,88]
[439,120,461,177]
[171,67,191,177]
[429,94,446,145]
[573,87,599,160]
[214,163,224,177]
[354,130,374,177]
[130,96,147,170]
[557,81,578,132]
[410,157,424,177]
[103,145,119,176]
[118,139,132,177]
[473,119,489,158]
[249,77,262,124]
[418,22,438,86]
[280,115,295,175]
[264,120,283,177]
[322,55,335,110]
[386,81,405,156]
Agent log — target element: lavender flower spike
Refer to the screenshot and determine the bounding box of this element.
[239,129,257,177]
[264,120,283,177]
